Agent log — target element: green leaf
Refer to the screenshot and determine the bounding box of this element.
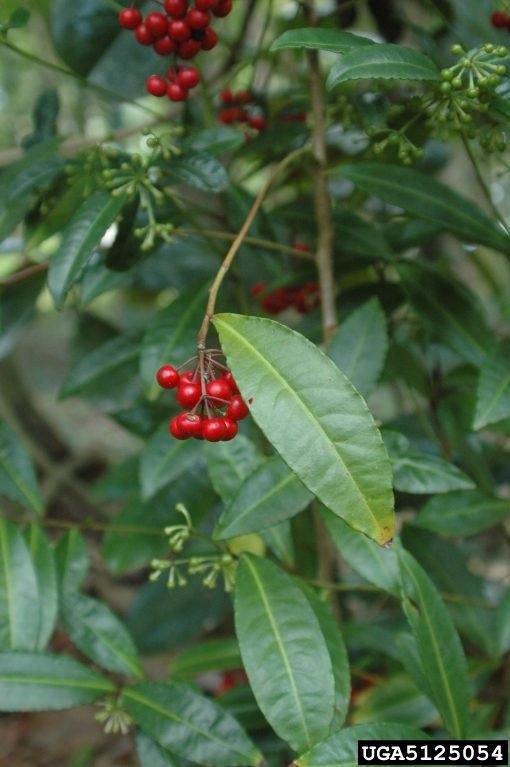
[381,218,444,253]
[0,7,31,32]
[54,529,89,593]
[60,592,144,679]
[59,335,140,406]
[296,723,430,767]
[50,0,120,77]
[48,189,126,309]
[321,506,401,597]
[336,163,510,255]
[140,423,202,500]
[411,490,510,537]
[214,315,394,546]
[333,210,394,263]
[351,674,439,729]
[0,272,46,360]
[383,430,475,494]
[205,434,266,504]
[496,589,510,656]
[328,298,388,399]
[121,681,263,767]
[172,637,242,676]
[214,455,313,540]
[234,553,335,754]
[260,520,295,567]
[327,44,440,90]
[181,128,244,156]
[0,519,40,651]
[397,262,494,368]
[295,580,351,732]
[270,28,375,54]
[0,415,43,513]
[23,525,58,650]
[169,153,229,193]
[140,282,208,400]
[474,339,510,429]
[398,548,470,739]
[0,651,115,711]
[136,729,179,767]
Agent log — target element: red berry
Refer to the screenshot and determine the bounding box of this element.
[227,394,249,420]
[177,412,203,436]
[168,82,189,101]
[221,88,233,104]
[491,11,508,28]
[178,38,201,58]
[201,27,218,50]
[262,287,290,313]
[203,418,227,442]
[156,365,180,388]
[248,115,266,131]
[135,23,155,45]
[179,370,195,383]
[222,417,238,441]
[187,8,210,28]
[206,378,233,404]
[222,371,239,393]
[176,382,201,407]
[170,416,190,440]
[218,108,235,124]
[294,241,309,252]
[169,18,191,41]
[146,75,168,97]
[213,0,232,16]
[154,35,176,55]
[196,0,219,9]
[237,90,253,104]
[178,66,200,89]
[251,281,267,297]
[119,8,143,29]
[164,0,188,17]
[145,11,169,37]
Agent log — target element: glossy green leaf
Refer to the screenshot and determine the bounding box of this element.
[383,430,475,494]
[327,44,440,90]
[295,580,350,732]
[321,506,400,597]
[333,210,394,263]
[122,681,263,767]
[474,339,510,429]
[27,175,91,251]
[411,490,509,537]
[0,651,115,711]
[0,272,46,361]
[182,128,244,156]
[54,529,89,593]
[141,282,208,400]
[328,298,388,399]
[172,637,242,677]
[59,335,140,405]
[396,633,434,700]
[270,28,375,53]
[260,520,295,566]
[0,7,31,32]
[351,674,439,729]
[381,218,444,253]
[496,589,510,656]
[205,434,266,504]
[60,592,144,678]
[140,422,202,500]
[0,519,40,651]
[402,526,496,658]
[136,730,179,767]
[398,548,470,739]
[214,455,313,540]
[23,524,58,650]
[214,315,394,546]
[296,723,430,767]
[169,154,229,192]
[0,415,43,513]
[50,0,120,77]
[48,189,126,309]
[336,163,510,255]
[397,262,494,368]
[234,553,335,754]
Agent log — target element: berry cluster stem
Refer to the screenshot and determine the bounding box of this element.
[196,145,311,348]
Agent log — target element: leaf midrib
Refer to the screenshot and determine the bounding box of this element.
[0,674,113,691]
[244,555,311,749]
[0,522,14,648]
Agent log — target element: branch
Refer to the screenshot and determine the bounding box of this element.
[0,262,49,286]
[173,228,315,259]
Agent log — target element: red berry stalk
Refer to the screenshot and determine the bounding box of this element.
[156,350,250,442]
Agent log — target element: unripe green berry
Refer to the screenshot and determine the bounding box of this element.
[388,133,400,145]
[451,44,463,55]
[467,88,479,98]
[489,74,501,86]
[402,157,413,166]
[452,77,463,88]
[146,137,158,148]
[458,99,468,109]
[440,81,452,93]
[366,127,377,138]
[413,147,425,159]
[460,113,472,123]
[397,149,408,160]
[498,141,507,151]
[461,58,472,68]
[437,113,447,123]
[441,69,454,81]
[496,65,506,75]
[373,143,384,155]
[479,137,489,148]
[497,46,508,57]
[477,76,488,86]
[484,43,494,53]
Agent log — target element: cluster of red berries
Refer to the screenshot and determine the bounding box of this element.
[252,280,321,315]
[491,10,510,30]
[147,65,200,102]
[156,352,250,442]
[119,0,231,101]
[217,89,267,131]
